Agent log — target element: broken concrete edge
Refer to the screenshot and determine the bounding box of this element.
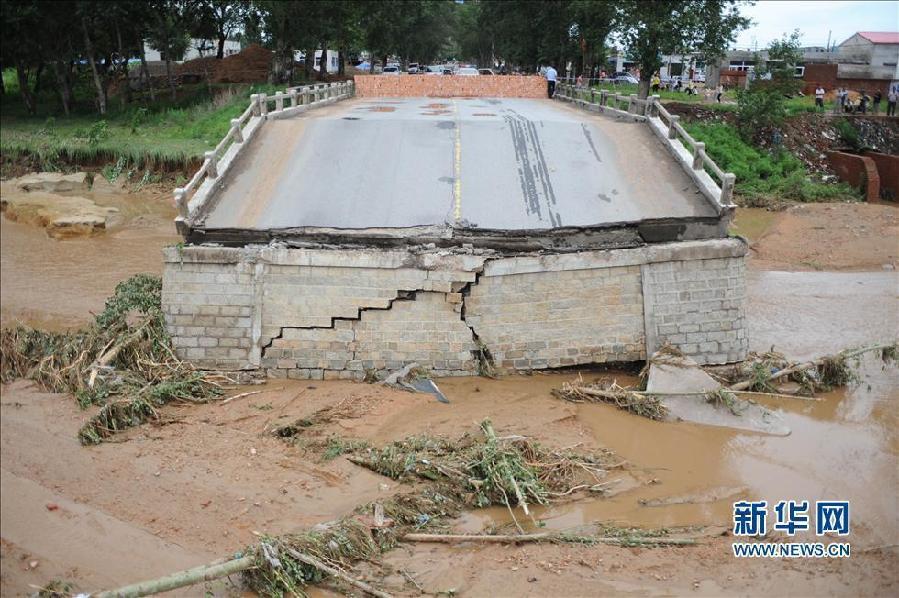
[181,214,733,252]
[161,237,749,379]
[180,81,356,227]
[162,237,746,273]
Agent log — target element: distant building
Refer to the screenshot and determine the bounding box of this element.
[706,32,898,95]
[803,31,898,95]
[144,39,241,62]
[293,49,340,74]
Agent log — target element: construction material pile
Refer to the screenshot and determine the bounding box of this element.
[177,44,273,84]
[0,274,222,444]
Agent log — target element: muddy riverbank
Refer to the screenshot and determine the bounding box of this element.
[1,194,897,596]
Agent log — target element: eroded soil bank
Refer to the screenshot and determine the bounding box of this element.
[1,193,897,596]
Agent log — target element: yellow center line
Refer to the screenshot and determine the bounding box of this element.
[453,99,462,223]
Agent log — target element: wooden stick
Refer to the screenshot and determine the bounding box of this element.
[282,547,394,598]
[221,386,283,405]
[402,533,695,546]
[94,556,255,598]
[729,344,893,392]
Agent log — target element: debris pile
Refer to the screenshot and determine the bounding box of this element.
[177,44,273,84]
[94,420,689,597]
[0,274,223,444]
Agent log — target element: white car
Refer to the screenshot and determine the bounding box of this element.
[382,65,400,75]
[457,67,479,76]
[424,65,443,76]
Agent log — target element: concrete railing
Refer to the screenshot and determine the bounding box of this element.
[174,80,355,231]
[554,82,735,213]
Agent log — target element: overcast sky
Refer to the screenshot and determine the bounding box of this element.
[733,0,899,50]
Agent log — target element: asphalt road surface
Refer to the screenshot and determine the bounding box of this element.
[203,97,715,230]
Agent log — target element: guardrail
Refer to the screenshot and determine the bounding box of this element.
[554,82,735,213]
[174,80,355,231]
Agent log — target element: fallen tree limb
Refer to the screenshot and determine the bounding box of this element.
[402,533,696,546]
[94,556,255,598]
[729,344,895,392]
[282,546,394,598]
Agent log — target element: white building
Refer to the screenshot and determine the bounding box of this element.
[143,39,241,62]
[835,31,899,81]
[293,49,340,74]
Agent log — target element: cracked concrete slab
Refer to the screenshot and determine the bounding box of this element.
[201,97,716,232]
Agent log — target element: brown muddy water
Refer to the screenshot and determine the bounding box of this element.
[442,357,898,547]
[0,185,179,330]
[1,188,896,545]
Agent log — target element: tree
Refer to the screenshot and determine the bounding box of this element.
[145,0,191,100]
[191,0,249,59]
[617,0,750,98]
[735,30,803,141]
[2,0,43,114]
[571,0,617,78]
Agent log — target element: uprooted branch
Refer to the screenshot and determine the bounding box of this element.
[726,343,898,393]
[0,274,224,444]
[93,420,652,597]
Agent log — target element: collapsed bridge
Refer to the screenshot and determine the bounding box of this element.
[163,77,748,379]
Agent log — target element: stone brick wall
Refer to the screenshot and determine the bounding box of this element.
[641,256,748,364]
[465,266,645,369]
[863,151,899,201]
[162,238,748,378]
[354,74,546,98]
[826,150,880,202]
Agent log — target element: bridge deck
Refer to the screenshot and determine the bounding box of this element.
[202,97,716,231]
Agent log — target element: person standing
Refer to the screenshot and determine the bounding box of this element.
[887,87,897,117]
[859,91,869,114]
[872,90,882,114]
[716,84,724,103]
[815,85,825,109]
[545,64,558,98]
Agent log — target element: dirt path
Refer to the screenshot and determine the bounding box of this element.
[1,190,897,596]
[733,203,899,271]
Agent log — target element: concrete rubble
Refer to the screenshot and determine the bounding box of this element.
[646,350,790,436]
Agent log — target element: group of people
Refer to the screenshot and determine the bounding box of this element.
[817,86,897,116]
[650,74,699,95]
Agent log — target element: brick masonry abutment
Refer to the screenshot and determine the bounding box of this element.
[162,239,749,379]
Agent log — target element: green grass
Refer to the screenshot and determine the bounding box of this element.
[682,121,860,205]
[589,82,738,104]
[1,69,286,172]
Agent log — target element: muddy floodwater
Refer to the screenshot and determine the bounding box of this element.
[444,359,898,547]
[0,185,179,330]
[1,194,898,595]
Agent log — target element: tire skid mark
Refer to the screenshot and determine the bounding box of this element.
[503,109,561,227]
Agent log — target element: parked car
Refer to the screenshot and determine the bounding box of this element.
[612,74,639,84]
[382,65,401,75]
[424,65,443,75]
[442,66,454,75]
[457,67,479,76]
[408,62,419,74]
[478,68,495,75]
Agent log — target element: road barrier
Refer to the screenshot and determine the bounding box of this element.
[174,80,355,233]
[554,82,736,214]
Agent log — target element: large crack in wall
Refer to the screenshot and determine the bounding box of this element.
[260,273,493,380]
[162,239,750,377]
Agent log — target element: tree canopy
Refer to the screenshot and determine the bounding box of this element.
[1,0,753,114]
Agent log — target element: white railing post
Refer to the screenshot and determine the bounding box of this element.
[289,89,298,107]
[627,94,635,113]
[275,92,284,112]
[692,142,706,170]
[721,173,736,204]
[650,94,660,117]
[259,93,268,116]
[250,93,260,116]
[230,119,243,143]
[668,114,680,139]
[600,90,607,106]
[204,151,218,179]
[174,188,188,218]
